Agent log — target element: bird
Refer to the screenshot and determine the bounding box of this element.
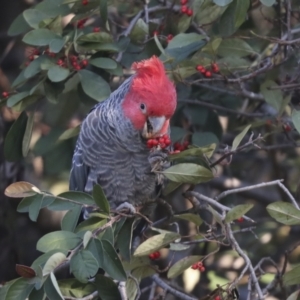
[70,56,177,218]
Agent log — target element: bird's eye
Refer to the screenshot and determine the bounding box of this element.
[140,103,146,113]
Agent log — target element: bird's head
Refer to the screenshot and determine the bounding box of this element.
[122,56,177,139]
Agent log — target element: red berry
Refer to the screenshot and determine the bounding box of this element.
[152,139,159,146]
[48,52,55,58]
[93,27,100,32]
[81,59,88,67]
[147,139,154,148]
[70,55,77,62]
[25,61,30,66]
[196,65,204,72]
[149,253,155,260]
[284,124,292,132]
[57,59,64,66]
[160,143,166,149]
[164,138,171,146]
[237,217,244,223]
[154,251,161,259]
[180,0,188,4]
[158,137,165,144]
[153,30,159,36]
[191,263,198,270]
[186,8,193,16]
[199,266,205,272]
[72,61,78,67]
[211,63,218,69]
[167,34,173,42]
[82,0,88,5]
[33,49,40,55]
[215,296,221,300]
[205,70,212,77]
[197,262,203,268]
[28,55,34,61]
[181,5,188,13]
[173,142,180,150]
[2,92,8,98]
[75,65,81,71]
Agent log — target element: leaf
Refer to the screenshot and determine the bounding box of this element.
[192,132,219,148]
[5,277,34,300]
[162,163,213,184]
[234,0,250,28]
[7,92,30,107]
[23,29,59,46]
[163,181,182,196]
[37,231,82,252]
[12,95,39,113]
[28,288,45,300]
[44,273,64,300]
[31,249,68,270]
[286,290,300,300]
[58,279,96,298]
[101,240,127,281]
[48,66,70,82]
[260,0,276,6]
[5,181,40,198]
[77,32,113,44]
[154,34,166,56]
[115,218,134,261]
[167,255,202,278]
[178,14,192,33]
[214,0,233,6]
[43,252,67,275]
[260,80,283,112]
[58,125,81,141]
[100,0,108,25]
[194,2,227,26]
[89,57,117,69]
[217,38,255,57]
[130,18,149,42]
[283,265,300,286]
[8,13,32,36]
[22,112,34,157]
[23,9,48,29]
[4,111,28,161]
[94,275,122,300]
[170,243,190,251]
[134,232,181,257]
[61,206,82,232]
[70,250,99,283]
[92,184,110,214]
[225,204,253,223]
[267,202,300,225]
[75,217,107,233]
[78,69,111,102]
[15,264,36,278]
[232,124,251,151]
[83,231,93,249]
[49,37,66,53]
[175,213,203,226]
[292,110,300,135]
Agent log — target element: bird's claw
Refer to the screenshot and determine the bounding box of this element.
[116,202,136,215]
[148,150,170,172]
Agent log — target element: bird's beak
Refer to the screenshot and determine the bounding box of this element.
[142,116,167,139]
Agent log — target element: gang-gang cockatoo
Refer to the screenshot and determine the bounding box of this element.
[70,56,177,217]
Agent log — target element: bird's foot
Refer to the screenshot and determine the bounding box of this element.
[148,150,170,185]
[115,202,136,215]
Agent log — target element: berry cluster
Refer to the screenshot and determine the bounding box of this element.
[147,134,171,149]
[76,18,88,29]
[214,296,221,300]
[82,0,89,6]
[180,0,193,16]
[196,62,219,78]
[191,261,205,272]
[69,55,89,71]
[236,217,244,223]
[173,141,189,152]
[149,251,161,260]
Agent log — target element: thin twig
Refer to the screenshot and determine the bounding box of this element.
[277,181,300,209]
[64,291,98,300]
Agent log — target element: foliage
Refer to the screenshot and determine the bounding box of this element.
[1,0,300,299]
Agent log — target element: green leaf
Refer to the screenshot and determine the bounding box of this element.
[167,255,202,279]
[162,163,213,184]
[22,112,34,157]
[23,29,59,46]
[37,231,82,252]
[163,181,182,196]
[28,287,45,300]
[134,232,181,257]
[8,13,32,36]
[5,181,39,198]
[49,37,66,53]
[78,70,111,102]
[283,265,300,286]
[217,38,255,57]
[115,218,134,261]
[234,0,250,28]
[31,249,68,270]
[175,213,203,226]
[170,243,190,251]
[4,112,28,161]
[61,206,82,232]
[5,277,34,300]
[7,92,29,107]
[100,0,108,25]
[77,32,113,44]
[58,125,80,141]
[292,110,300,135]
[56,191,95,206]
[154,34,166,56]
[83,231,93,248]
[192,132,219,148]
[225,204,253,223]
[260,80,283,112]
[130,18,149,42]
[232,124,251,151]
[12,95,39,113]
[44,80,65,104]
[267,202,300,225]
[43,252,67,275]
[70,250,99,283]
[92,184,110,214]
[35,0,71,17]
[48,66,70,82]
[89,57,117,69]
[75,217,107,233]
[178,14,192,33]
[23,9,48,29]
[214,0,233,6]
[44,273,64,300]
[58,279,96,298]
[260,0,276,6]
[94,275,122,300]
[194,2,227,25]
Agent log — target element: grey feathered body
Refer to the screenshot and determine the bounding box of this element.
[70,76,158,208]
